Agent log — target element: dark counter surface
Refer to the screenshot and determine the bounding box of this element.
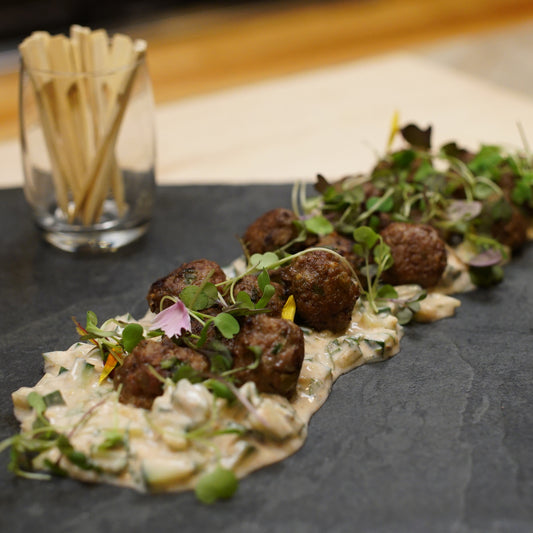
[1,185,532,533]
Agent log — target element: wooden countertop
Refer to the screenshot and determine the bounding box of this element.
[2,0,533,142]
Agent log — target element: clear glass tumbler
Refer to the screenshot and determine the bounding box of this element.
[19,45,156,252]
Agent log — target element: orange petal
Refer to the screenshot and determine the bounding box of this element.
[99,354,118,384]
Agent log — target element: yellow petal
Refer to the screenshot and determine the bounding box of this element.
[281,295,296,322]
[386,110,400,151]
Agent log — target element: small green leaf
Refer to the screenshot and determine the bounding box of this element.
[213,313,240,339]
[304,215,334,236]
[86,311,98,328]
[194,465,239,504]
[511,180,532,205]
[391,148,417,168]
[352,226,379,249]
[249,252,279,270]
[396,307,414,325]
[376,284,398,299]
[255,283,275,310]
[366,195,394,213]
[405,300,420,313]
[373,242,392,267]
[257,270,271,292]
[27,392,46,416]
[235,291,255,309]
[180,283,219,311]
[122,323,144,353]
[468,145,503,176]
[204,379,235,401]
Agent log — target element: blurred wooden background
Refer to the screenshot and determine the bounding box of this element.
[1,0,533,142]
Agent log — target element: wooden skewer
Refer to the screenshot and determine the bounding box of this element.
[75,39,147,225]
[46,34,86,206]
[97,31,133,218]
[69,27,96,172]
[19,32,70,216]
[75,26,130,221]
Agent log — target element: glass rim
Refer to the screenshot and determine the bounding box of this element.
[20,56,145,78]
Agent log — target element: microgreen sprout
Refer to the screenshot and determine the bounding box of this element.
[73,312,146,365]
[351,226,394,314]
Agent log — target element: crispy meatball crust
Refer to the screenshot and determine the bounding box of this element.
[230,315,305,398]
[315,231,364,272]
[280,250,359,333]
[113,337,209,409]
[242,208,299,255]
[147,259,227,312]
[491,206,529,252]
[380,222,447,288]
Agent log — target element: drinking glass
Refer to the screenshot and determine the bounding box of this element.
[19,46,156,252]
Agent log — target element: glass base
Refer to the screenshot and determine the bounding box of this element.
[41,223,149,252]
[33,199,152,252]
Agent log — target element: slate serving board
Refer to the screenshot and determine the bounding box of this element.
[1,185,532,533]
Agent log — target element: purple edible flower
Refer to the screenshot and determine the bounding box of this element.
[467,248,503,268]
[150,300,191,338]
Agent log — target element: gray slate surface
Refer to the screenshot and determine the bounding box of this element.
[0,186,532,533]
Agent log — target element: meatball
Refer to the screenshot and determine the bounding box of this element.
[113,337,209,409]
[231,274,287,317]
[315,231,364,272]
[242,208,300,255]
[380,222,447,288]
[230,315,304,398]
[147,259,226,312]
[279,250,359,333]
[491,206,529,252]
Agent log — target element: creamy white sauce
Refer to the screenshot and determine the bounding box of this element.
[10,262,464,494]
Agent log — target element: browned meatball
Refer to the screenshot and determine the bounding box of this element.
[113,337,209,409]
[315,231,364,272]
[491,206,529,252]
[147,259,227,312]
[279,250,359,333]
[380,222,447,288]
[242,208,300,255]
[230,315,304,398]
[231,274,287,317]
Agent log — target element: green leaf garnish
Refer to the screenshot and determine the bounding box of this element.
[122,323,144,353]
[249,252,279,270]
[353,226,379,249]
[180,283,219,311]
[212,313,240,339]
[351,226,393,314]
[194,465,239,504]
[27,392,46,417]
[304,215,334,236]
[204,379,235,401]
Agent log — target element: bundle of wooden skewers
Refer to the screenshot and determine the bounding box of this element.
[19,26,147,226]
